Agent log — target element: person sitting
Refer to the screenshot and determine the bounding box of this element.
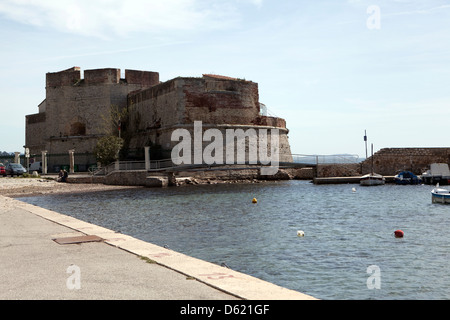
[57,169,64,182]
[62,169,68,182]
[57,169,68,182]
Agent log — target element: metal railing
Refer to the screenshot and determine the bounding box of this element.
[292,154,361,165]
[89,154,362,175]
[91,159,177,175]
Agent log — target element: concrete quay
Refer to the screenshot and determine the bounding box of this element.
[313,176,395,185]
[0,195,316,300]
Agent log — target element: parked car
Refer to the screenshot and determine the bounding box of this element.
[0,163,6,177]
[29,161,42,173]
[5,163,27,176]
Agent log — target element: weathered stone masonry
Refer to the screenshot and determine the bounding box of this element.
[361,147,450,176]
[127,75,292,162]
[315,147,450,178]
[25,67,292,172]
[25,67,159,171]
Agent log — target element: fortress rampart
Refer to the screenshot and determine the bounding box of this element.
[45,67,159,87]
[126,75,292,162]
[25,67,292,172]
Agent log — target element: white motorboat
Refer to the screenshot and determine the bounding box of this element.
[431,184,450,204]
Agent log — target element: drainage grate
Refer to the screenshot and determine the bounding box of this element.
[53,235,103,245]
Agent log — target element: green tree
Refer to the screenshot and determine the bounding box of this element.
[94,135,124,166]
[99,104,133,137]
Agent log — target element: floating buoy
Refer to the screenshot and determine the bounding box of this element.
[252,198,257,204]
[352,187,357,193]
[297,230,305,237]
[394,229,404,238]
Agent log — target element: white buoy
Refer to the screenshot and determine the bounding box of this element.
[297,230,305,237]
[352,187,356,193]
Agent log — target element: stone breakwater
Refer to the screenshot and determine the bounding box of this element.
[360,147,450,176]
[316,148,450,178]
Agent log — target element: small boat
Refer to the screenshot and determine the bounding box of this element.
[360,141,385,186]
[360,173,385,186]
[431,184,450,204]
[422,163,450,185]
[394,171,422,185]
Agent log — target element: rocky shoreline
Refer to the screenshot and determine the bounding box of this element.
[0,166,314,198]
[173,168,295,186]
[0,173,296,198]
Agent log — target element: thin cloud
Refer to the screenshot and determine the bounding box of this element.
[0,0,248,39]
[5,41,192,67]
[386,4,450,17]
[246,0,263,8]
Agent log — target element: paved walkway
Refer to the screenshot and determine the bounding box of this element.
[0,195,316,300]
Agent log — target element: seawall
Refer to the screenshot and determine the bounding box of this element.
[65,166,315,187]
[314,148,450,179]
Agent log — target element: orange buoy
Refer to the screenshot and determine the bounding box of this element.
[394,230,404,238]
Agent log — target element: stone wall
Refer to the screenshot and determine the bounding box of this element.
[126,75,293,162]
[84,68,121,85]
[127,78,184,151]
[104,170,149,186]
[25,67,159,170]
[25,68,293,172]
[46,67,81,87]
[25,112,47,152]
[183,77,259,125]
[361,148,450,176]
[316,163,361,178]
[313,148,450,178]
[44,67,158,143]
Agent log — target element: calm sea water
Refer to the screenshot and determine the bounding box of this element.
[19,180,450,300]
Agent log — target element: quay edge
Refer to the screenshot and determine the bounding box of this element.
[1,195,317,300]
[313,176,396,185]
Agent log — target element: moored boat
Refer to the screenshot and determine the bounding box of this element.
[360,173,385,186]
[394,171,422,185]
[431,184,450,204]
[360,140,384,186]
[422,163,450,185]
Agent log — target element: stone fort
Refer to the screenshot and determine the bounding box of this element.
[25,67,292,172]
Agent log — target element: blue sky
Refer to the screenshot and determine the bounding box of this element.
[1,0,449,159]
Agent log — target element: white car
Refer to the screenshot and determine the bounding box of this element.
[29,161,42,173]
